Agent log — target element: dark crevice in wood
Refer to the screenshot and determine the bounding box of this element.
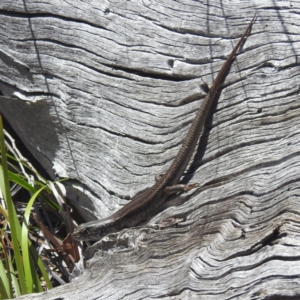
[0,9,109,31]
[109,64,197,81]
[264,296,300,300]
[75,121,157,145]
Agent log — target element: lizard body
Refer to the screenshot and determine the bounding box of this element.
[72,15,256,241]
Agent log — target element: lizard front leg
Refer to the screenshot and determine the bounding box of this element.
[155,174,198,195]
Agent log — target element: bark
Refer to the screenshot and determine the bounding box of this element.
[0,0,299,299]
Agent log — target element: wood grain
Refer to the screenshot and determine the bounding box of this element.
[0,0,299,299]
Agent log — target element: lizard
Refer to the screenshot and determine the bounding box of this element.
[72,14,256,241]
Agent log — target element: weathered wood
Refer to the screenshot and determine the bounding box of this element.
[1,0,300,299]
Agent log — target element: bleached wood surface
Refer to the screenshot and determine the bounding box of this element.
[1,0,300,299]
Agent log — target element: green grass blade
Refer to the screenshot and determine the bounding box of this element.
[21,185,47,293]
[0,233,14,298]
[28,240,53,290]
[0,253,11,299]
[5,152,48,183]
[28,253,43,293]
[8,255,21,298]
[8,170,37,193]
[0,115,28,294]
[8,170,60,212]
[0,203,8,221]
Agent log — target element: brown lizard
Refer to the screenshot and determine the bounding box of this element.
[72,14,256,241]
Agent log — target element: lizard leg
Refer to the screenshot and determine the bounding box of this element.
[163,183,198,196]
[155,174,164,182]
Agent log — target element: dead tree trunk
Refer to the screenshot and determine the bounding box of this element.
[0,1,299,299]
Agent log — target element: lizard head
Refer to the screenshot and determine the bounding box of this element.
[72,217,122,241]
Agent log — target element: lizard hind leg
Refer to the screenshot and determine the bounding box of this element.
[163,183,198,196]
